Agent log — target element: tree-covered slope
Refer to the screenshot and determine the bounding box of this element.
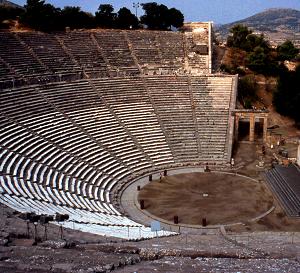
[216,8,300,46]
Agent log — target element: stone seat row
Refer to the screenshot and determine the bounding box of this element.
[0,172,120,215]
[265,166,300,217]
[1,147,114,192]
[1,76,234,163]
[0,30,211,86]
[0,193,173,239]
[0,193,142,228]
[0,147,121,206]
[0,74,235,238]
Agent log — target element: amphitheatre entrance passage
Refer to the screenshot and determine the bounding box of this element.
[138,172,273,226]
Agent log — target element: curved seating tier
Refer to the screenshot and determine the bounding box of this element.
[0,193,170,239]
[16,32,81,75]
[0,30,211,89]
[265,165,300,217]
[56,32,109,78]
[0,32,47,77]
[94,30,140,76]
[0,36,235,238]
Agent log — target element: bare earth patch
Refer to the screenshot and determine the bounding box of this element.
[138,172,273,226]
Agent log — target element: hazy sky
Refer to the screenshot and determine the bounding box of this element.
[13,0,300,24]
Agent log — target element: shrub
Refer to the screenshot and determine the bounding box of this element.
[238,75,258,107]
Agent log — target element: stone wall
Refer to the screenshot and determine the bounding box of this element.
[182,22,212,73]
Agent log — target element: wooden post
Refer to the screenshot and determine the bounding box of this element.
[34,223,38,242]
[249,114,255,142]
[60,224,63,240]
[140,200,144,210]
[263,117,268,143]
[27,221,30,239]
[234,115,239,141]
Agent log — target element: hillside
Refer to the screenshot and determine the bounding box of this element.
[215,8,300,47]
[218,45,300,138]
[0,0,23,9]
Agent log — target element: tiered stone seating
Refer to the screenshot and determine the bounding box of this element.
[38,80,152,174]
[0,60,17,90]
[0,32,48,77]
[0,86,131,197]
[127,31,162,67]
[91,77,175,166]
[0,193,170,239]
[0,29,213,87]
[0,28,237,239]
[57,32,108,78]
[144,76,199,163]
[265,164,300,217]
[0,58,14,80]
[156,31,185,70]
[17,32,81,77]
[0,134,172,239]
[0,118,119,206]
[0,85,173,238]
[190,75,233,161]
[93,31,139,75]
[0,177,144,227]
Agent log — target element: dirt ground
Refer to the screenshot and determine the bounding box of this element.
[138,172,273,226]
[139,143,300,232]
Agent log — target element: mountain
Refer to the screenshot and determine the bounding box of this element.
[215,8,300,47]
[0,0,24,9]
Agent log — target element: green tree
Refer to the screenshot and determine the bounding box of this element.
[238,75,258,108]
[227,25,270,53]
[246,46,280,75]
[227,24,252,50]
[95,4,116,28]
[226,24,278,76]
[273,65,300,123]
[141,2,168,30]
[60,6,94,29]
[245,33,270,52]
[166,7,184,29]
[246,46,268,73]
[141,2,184,30]
[277,40,299,61]
[116,7,139,29]
[20,0,61,31]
